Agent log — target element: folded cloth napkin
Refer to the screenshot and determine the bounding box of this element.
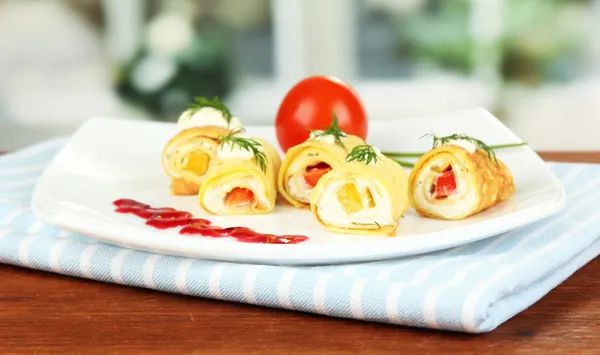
[1,139,599,333]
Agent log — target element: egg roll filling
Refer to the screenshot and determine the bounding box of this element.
[315,176,394,229]
[165,137,217,178]
[414,155,478,219]
[285,153,335,204]
[180,151,211,175]
[200,174,270,214]
[224,187,256,207]
[304,162,332,188]
[431,165,457,200]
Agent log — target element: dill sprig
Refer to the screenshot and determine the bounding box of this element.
[346,144,379,165]
[217,129,268,172]
[188,96,233,126]
[309,112,347,150]
[422,132,498,163]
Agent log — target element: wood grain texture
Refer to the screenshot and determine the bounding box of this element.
[0,152,598,355]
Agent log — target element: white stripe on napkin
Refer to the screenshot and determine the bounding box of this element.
[278,269,298,309]
[80,245,99,278]
[175,258,195,294]
[18,235,38,267]
[0,229,11,262]
[49,239,71,273]
[209,263,224,299]
[26,221,44,234]
[314,273,333,315]
[386,283,404,323]
[244,265,263,304]
[350,278,368,319]
[342,265,358,276]
[57,229,72,239]
[142,254,161,289]
[0,207,28,225]
[110,249,133,284]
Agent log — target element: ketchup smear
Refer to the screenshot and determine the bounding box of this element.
[113,199,309,244]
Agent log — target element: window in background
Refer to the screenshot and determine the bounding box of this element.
[352,0,495,120]
[493,0,600,150]
[357,0,473,79]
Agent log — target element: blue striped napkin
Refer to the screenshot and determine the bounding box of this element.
[1,139,599,333]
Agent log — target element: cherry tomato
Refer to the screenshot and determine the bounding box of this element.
[275,76,368,151]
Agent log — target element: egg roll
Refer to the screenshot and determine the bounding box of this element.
[408,145,515,220]
[161,126,231,195]
[278,134,365,209]
[198,137,282,215]
[310,149,410,236]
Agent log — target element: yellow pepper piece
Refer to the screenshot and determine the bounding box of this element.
[337,183,363,214]
[182,152,210,175]
[365,188,376,209]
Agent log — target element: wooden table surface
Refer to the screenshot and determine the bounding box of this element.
[1,152,599,355]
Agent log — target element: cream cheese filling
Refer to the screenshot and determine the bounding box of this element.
[315,176,394,229]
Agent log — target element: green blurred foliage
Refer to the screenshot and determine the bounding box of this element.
[392,0,592,84]
[117,25,234,121]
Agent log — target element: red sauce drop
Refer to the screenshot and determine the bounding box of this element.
[116,207,187,219]
[146,217,211,230]
[113,199,150,209]
[114,198,309,244]
[235,234,310,245]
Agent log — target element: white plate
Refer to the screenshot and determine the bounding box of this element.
[31,108,565,265]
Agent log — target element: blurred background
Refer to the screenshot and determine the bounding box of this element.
[0,0,599,151]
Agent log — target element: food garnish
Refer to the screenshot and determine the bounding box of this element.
[217,129,268,172]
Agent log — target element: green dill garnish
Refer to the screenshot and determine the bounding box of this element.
[421,132,498,163]
[309,112,347,150]
[217,129,267,172]
[188,96,233,126]
[346,144,379,165]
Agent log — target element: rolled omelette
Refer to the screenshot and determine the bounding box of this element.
[278,134,365,209]
[310,151,410,236]
[198,137,282,215]
[161,105,243,196]
[161,126,232,195]
[408,144,515,220]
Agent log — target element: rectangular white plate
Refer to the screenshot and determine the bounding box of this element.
[31,108,565,265]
